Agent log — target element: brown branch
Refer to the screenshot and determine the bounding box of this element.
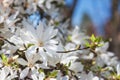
[56,47,89,53]
[4,39,16,46]
[0,36,16,46]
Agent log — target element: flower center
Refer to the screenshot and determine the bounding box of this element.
[28,63,34,68]
[39,41,44,47]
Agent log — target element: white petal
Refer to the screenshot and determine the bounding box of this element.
[25,46,39,64]
[37,22,44,40]
[46,0,51,9]
[92,77,99,80]
[61,56,78,64]
[6,74,17,80]
[0,16,4,23]
[117,64,120,75]
[38,0,44,4]
[88,71,94,79]
[22,19,38,39]
[69,62,84,73]
[47,40,58,45]
[31,74,38,80]
[0,68,6,80]
[62,76,69,80]
[20,67,29,79]
[43,27,53,41]
[17,58,27,66]
[38,72,45,80]
[50,29,58,39]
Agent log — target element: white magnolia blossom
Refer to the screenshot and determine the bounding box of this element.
[0,0,120,80]
[17,46,40,67]
[21,19,58,51]
[17,46,42,79]
[70,26,89,45]
[80,71,102,80]
[0,67,17,80]
[31,72,45,80]
[95,42,118,67]
[116,64,120,76]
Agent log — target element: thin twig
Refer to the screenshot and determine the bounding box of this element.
[90,49,98,57]
[4,39,16,46]
[0,36,16,46]
[56,47,89,53]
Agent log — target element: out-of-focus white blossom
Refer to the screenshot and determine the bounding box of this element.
[117,64,120,76]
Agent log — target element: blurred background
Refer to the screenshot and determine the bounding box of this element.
[64,0,120,57]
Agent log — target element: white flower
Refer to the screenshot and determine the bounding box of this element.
[45,44,79,67]
[57,44,79,66]
[22,19,58,51]
[65,43,76,50]
[57,70,69,80]
[80,71,100,80]
[95,42,118,66]
[0,11,19,38]
[0,15,4,23]
[95,42,109,53]
[69,62,84,73]
[5,11,20,27]
[71,26,89,44]
[17,46,41,79]
[0,67,17,80]
[17,46,40,67]
[116,64,120,76]
[96,52,118,67]
[31,72,45,80]
[35,44,79,67]
[19,67,29,79]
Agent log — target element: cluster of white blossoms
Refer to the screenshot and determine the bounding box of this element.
[0,0,120,80]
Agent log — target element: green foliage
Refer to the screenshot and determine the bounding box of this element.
[90,34,96,42]
[68,61,71,67]
[1,53,8,66]
[0,54,19,68]
[56,63,69,75]
[38,68,44,73]
[85,34,103,49]
[49,70,58,78]
[67,35,72,42]
[110,74,120,80]
[54,21,59,26]
[27,44,34,48]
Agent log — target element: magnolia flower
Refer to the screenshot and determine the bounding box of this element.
[95,42,118,67]
[17,46,41,79]
[57,70,69,80]
[0,67,17,80]
[17,46,41,67]
[4,11,19,28]
[31,72,45,80]
[0,11,20,39]
[116,64,120,76]
[70,26,89,45]
[41,43,79,67]
[69,62,84,73]
[80,71,101,80]
[0,0,120,79]
[21,19,58,52]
